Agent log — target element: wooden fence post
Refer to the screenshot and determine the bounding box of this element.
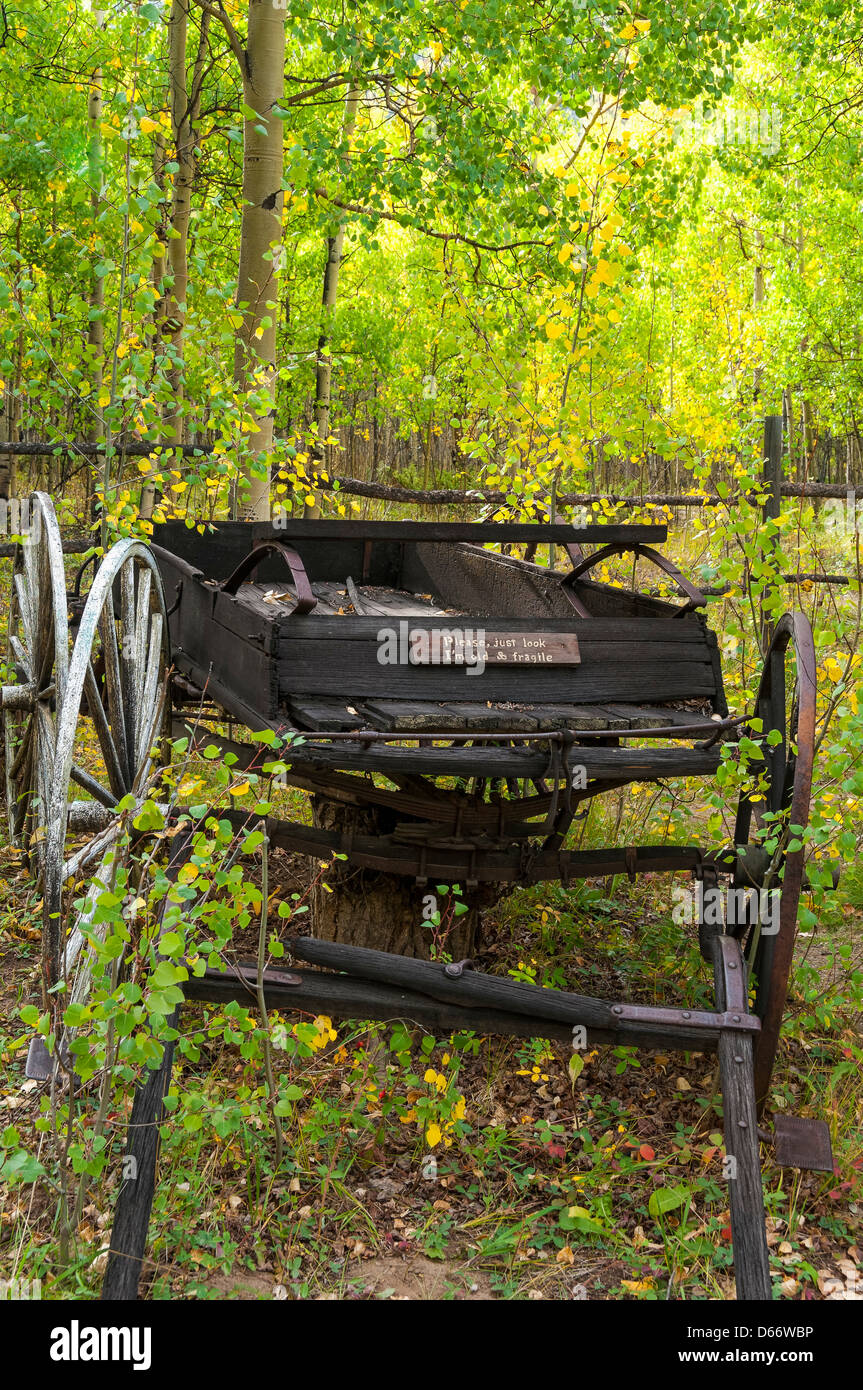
[760,414,784,656]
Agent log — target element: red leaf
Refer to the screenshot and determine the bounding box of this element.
[721,1225,732,1240]
[639,1144,656,1161]
[546,1140,566,1160]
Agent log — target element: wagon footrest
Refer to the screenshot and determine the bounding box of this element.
[771,1114,834,1172]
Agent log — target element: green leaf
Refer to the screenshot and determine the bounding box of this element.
[1,1150,46,1183]
[648,1183,690,1219]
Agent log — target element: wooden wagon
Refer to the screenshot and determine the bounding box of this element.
[1,493,830,1302]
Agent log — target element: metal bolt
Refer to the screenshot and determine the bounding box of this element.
[738,1120,748,1129]
[732,1014,741,1022]
[682,1011,691,1019]
[612,1005,623,1016]
[734,1055,743,1064]
[729,962,738,970]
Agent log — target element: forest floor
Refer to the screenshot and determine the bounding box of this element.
[1,830,861,1302]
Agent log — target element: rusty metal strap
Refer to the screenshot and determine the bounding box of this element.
[714,933,749,1015]
[218,540,317,614]
[608,1001,760,1034]
[563,541,707,615]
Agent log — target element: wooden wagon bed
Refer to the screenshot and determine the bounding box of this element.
[152,518,729,784]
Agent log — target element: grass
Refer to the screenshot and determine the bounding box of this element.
[1,806,861,1301]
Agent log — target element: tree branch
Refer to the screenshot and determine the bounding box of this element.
[187,0,246,78]
[312,188,549,253]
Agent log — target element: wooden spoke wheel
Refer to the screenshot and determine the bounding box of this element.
[42,539,171,1002]
[2,492,70,871]
[732,613,817,1104]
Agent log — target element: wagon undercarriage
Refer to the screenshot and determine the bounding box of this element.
[1,496,834,1303]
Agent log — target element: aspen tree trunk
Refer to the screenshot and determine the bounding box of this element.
[165,2,209,453]
[752,228,764,401]
[234,0,286,521]
[140,131,168,520]
[86,71,104,519]
[306,80,360,516]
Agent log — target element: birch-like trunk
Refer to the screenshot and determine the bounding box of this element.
[166,2,209,448]
[233,0,286,521]
[306,81,360,515]
[86,71,104,518]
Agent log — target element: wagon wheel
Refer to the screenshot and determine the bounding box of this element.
[1,492,70,869]
[731,612,816,1104]
[42,539,171,1007]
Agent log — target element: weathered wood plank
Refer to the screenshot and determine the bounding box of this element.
[529,703,630,731]
[443,702,539,732]
[279,615,709,643]
[279,651,718,703]
[360,699,469,732]
[287,697,366,731]
[718,1030,773,1301]
[278,737,722,780]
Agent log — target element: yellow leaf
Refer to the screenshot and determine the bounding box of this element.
[634,19,651,31]
[620,23,637,40]
[426,1123,442,1148]
[565,182,578,198]
[558,243,573,264]
[622,1277,655,1292]
[97,391,111,408]
[545,321,566,340]
[304,494,316,507]
[229,781,250,797]
[178,862,199,884]
[140,116,161,135]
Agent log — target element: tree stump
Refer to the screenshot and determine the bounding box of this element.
[309,797,487,959]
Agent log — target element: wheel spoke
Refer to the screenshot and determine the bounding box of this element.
[70,762,119,811]
[62,816,124,886]
[133,678,168,794]
[8,632,33,678]
[135,612,164,763]
[13,571,34,648]
[84,660,128,799]
[120,561,139,766]
[98,602,130,790]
